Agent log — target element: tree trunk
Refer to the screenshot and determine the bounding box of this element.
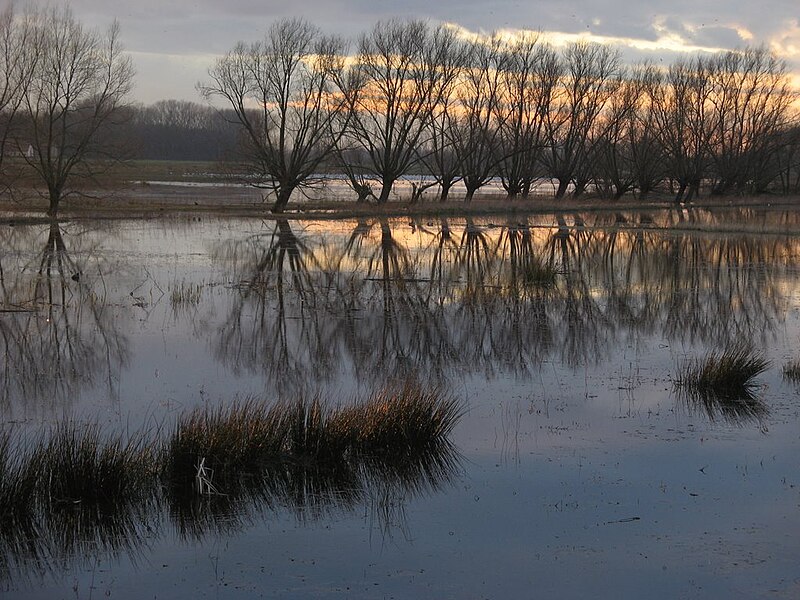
[47,185,61,218]
[674,182,687,203]
[439,181,452,203]
[686,180,699,202]
[464,186,477,203]
[377,180,392,204]
[354,183,372,203]
[271,186,293,214]
[410,184,422,204]
[554,178,569,199]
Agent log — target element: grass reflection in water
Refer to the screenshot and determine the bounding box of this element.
[0,383,461,582]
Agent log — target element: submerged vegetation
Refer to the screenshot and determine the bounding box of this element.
[169,280,204,310]
[782,360,800,384]
[0,384,461,579]
[674,343,770,423]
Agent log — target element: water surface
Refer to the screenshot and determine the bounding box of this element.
[1,207,799,598]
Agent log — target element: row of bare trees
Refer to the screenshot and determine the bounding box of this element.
[203,18,800,212]
[0,4,133,216]
[1,10,797,216]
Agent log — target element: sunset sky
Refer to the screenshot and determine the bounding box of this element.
[61,0,800,103]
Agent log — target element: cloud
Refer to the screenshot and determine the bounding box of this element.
[771,19,800,58]
[51,0,800,102]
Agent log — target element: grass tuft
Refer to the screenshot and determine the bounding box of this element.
[521,259,558,289]
[0,384,462,565]
[30,423,158,514]
[675,343,769,396]
[782,360,800,384]
[169,280,204,311]
[0,431,38,527]
[674,343,770,423]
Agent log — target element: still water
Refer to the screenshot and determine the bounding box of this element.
[1,208,799,598]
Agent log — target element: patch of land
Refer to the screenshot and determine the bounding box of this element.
[1,158,799,226]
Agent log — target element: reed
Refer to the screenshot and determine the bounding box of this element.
[163,384,461,488]
[782,360,800,383]
[0,384,462,564]
[675,343,769,399]
[31,423,158,508]
[163,397,287,489]
[521,259,558,289]
[0,432,38,526]
[169,280,204,309]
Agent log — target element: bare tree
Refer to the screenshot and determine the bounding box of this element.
[201,19,350,213]
[415,34,466,203]
[0,5,39,193]
[20,6,133,217]
[591,69,639,199]
[496,33,559,198]
[342,20,461,203]
[706,47,795,195]
[455,34,508,203]
[542,41,621,199]
[651,56,713,202]
[591,63,663,199]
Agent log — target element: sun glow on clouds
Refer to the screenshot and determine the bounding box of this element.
[444,20,726,56]
[771,19,800,58]
[445,18,772,57]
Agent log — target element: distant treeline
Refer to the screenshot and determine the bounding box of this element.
[126,100,239,162]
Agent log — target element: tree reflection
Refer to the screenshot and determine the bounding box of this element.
[210,213,795,402]
[0,223,128,411]
[213,219,339,393]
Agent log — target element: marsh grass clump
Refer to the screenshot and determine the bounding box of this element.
[343,384,461,458]
[163,398,287,491]
[674,343,770,423]
[0,432,38,527]
[1,385,462,571]
[163,386,461,489]
[675,344,769,397]
[31,423,158,508]
[328,385,462,494]
[782,360,800,384]
[521,259,558,289]
[169,280,204,310]
[0,424,160,580]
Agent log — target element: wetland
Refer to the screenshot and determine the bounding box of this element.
[1,206,799,598]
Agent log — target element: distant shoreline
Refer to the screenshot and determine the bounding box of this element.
[1,182,799,224]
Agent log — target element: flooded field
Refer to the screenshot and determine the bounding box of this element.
[1,207,800,598]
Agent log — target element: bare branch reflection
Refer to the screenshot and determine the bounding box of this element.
[211,212,795,394]
[0,223,129,411]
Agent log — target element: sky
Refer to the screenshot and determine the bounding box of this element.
[53,0,800,104]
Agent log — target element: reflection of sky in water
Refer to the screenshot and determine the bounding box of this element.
[1,209,799,598]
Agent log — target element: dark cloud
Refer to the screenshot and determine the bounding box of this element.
[54,0,800,102]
